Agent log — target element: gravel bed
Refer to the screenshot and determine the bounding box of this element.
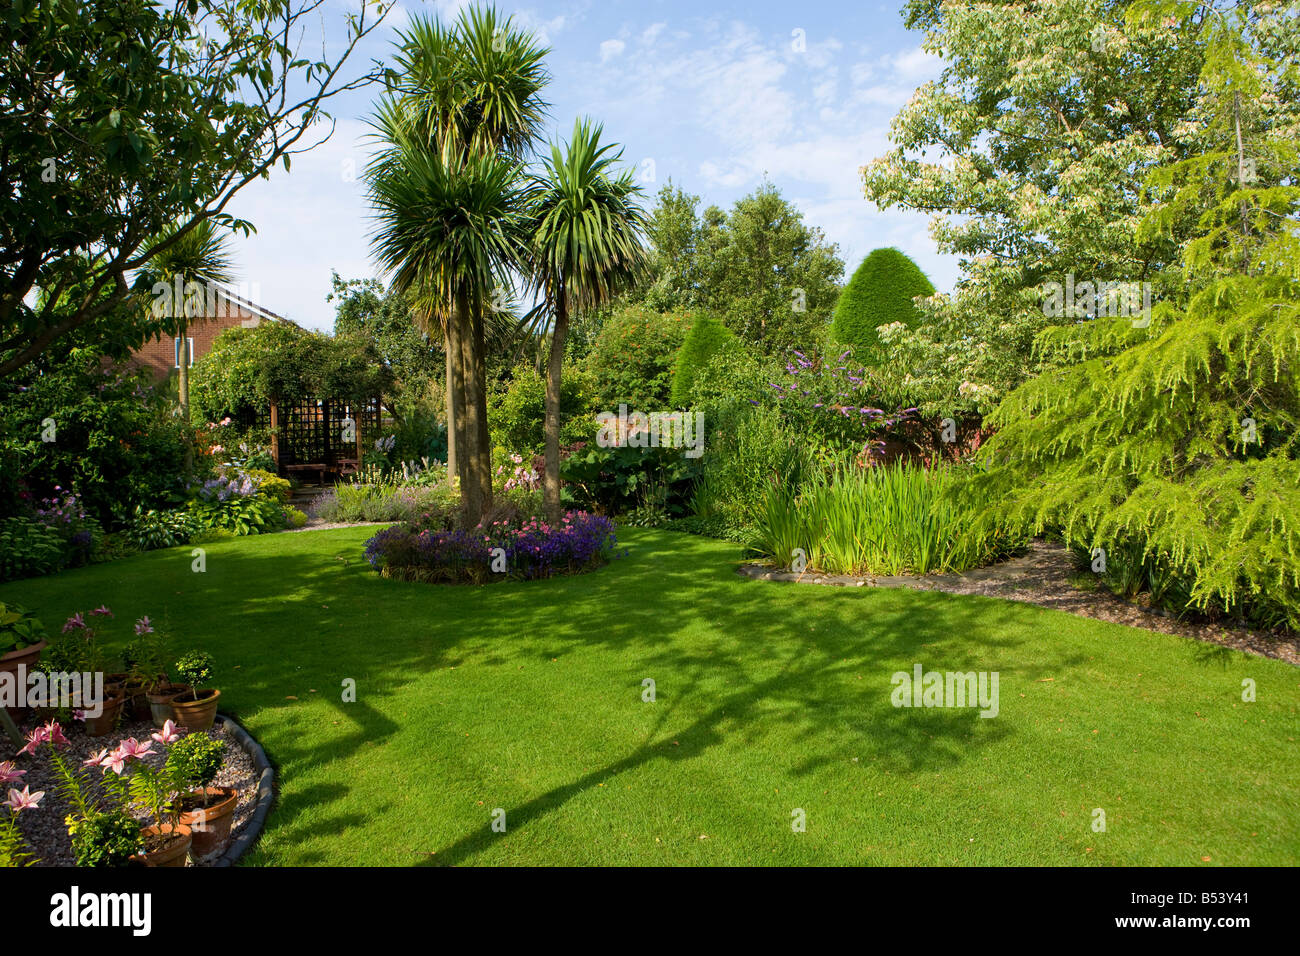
[740,539,1300,666]
[7,713,259,866]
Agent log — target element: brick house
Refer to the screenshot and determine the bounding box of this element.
[125,284,293,383]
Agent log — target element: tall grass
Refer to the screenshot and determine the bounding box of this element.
[755,461,1019,575]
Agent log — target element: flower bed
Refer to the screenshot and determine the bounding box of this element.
[365,510,623,584]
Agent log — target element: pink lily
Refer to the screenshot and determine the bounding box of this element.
[83,749,110,769]
[0,761,25,784]
[42,721,70,749]
[5,786,44,812]
[90,605,113,617]
[134,616,154,635]
[115,737,154,762]
[151,720,181,745]
[61,612,86,633]
[16,725,49,757]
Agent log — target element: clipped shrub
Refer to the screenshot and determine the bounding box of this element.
[489,364,597,456]
[831,248,935,364]
[670,314,733,408]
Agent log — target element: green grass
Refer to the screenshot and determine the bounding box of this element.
[3,527,1297,866]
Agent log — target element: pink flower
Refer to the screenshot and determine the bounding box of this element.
[62,613,86,633]
[5,786,44,813]
[151,720,181,745]
[100,749,128,775]
[115,737,154,762]
[134,617,154,635]
[42,721,70,749]
[83,749,110,769]
[0,761,25,784]
[90,605,113,617]
[16,726,49,757]
[72,709,85,722]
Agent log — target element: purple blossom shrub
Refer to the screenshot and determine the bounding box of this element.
[364,511,623,584]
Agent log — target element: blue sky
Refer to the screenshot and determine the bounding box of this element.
[224,0,954,331]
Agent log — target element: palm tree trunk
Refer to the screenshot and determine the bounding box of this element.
[446,309,469,501]
[177,320,190,422]
[543,291,567,523]
[470,301,493,518]
[455,289,485,525]
[444,332,459,490]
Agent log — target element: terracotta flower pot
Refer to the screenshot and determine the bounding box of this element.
[179,786,239,858]
[83,693,126,737]
[0,639,45,723]
[133,824,192,867]
[169,688,220,732]
[146,683,188,727]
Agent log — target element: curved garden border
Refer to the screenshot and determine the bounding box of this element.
[211,714,275,867]
[738,539,1300,666]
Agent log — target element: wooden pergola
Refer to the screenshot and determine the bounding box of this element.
[254,396,382,483]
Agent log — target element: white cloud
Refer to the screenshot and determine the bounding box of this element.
[641,22,666,45]
[600,38,626,62]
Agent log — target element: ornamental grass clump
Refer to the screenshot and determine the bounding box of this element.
[755,461,1022,576]
[365,510,622,584]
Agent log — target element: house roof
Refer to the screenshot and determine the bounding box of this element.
[210,283,300,328]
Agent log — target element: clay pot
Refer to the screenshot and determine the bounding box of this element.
[83,693,126,737]
[146,683,188,727]
[0,640,45,723]
[133,824,192,867]
[179,787,239,858]
[169,688,220,732]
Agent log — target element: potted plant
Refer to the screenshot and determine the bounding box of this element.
[100,723,193,866]
[169,650,220,731]
[0,603,48,722]
[19,721,147,866]
[122,619,169,721]
[169,733,237,858]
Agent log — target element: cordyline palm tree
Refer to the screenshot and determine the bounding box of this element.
[525,118,649,522]
[368,6,548,520]
[138,219,235,422]
[368,127,531,523]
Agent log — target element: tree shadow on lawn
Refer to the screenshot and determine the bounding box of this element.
[5,527,1100,863]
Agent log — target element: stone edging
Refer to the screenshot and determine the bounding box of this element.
[212,714,275,867]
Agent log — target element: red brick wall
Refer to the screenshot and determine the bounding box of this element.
[125,298,262,383]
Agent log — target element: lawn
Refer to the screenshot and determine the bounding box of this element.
[3,527,1297,866]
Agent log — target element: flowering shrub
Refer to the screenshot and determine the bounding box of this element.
[187,466,285,535]
[364,510,622,584]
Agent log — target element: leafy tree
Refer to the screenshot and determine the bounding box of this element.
[861,0,1207,416]
[525,118,649,521]
[670,314,733,407]
[0,0,389,377]
[624,180,843,354]
[189,323,391,423]
[695,181,843,354]
[831,248,935,364]
[971,0,1300,629]
[638,182,707,312]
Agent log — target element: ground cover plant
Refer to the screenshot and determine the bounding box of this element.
[1,526,1295,867]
